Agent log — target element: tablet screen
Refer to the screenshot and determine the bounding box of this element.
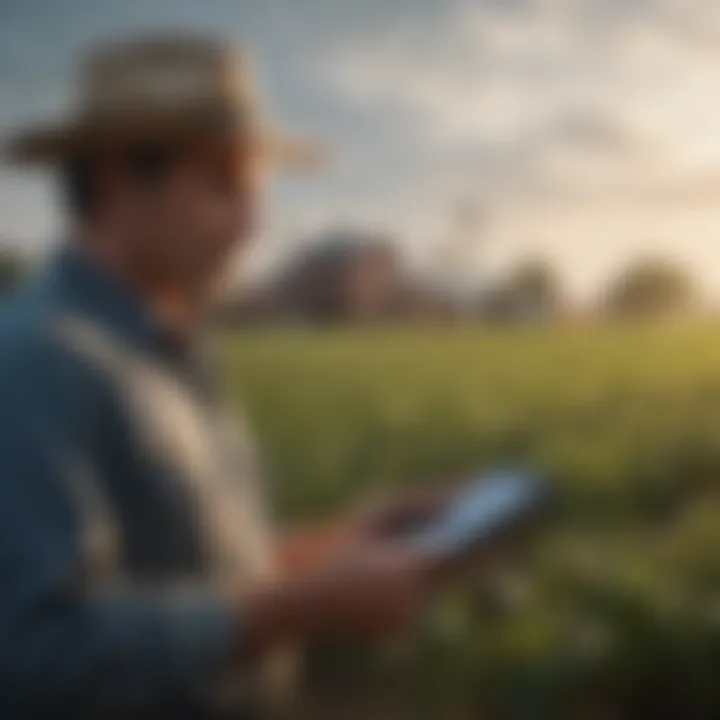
[413,471,545,558]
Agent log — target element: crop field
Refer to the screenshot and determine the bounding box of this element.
[221,324,720,718]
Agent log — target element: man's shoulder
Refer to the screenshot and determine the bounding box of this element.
[0,286,101,395]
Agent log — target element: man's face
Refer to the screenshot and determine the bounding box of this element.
[108,140,268,291]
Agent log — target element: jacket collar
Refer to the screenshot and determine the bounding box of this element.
[48,245,187,361]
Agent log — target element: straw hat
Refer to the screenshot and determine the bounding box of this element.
[3,34,323,168]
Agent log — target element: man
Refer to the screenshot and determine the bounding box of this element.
[0,35,446,719]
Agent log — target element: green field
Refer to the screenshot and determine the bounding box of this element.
[221,325,720,718]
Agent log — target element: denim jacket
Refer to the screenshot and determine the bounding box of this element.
[0,247,276,718]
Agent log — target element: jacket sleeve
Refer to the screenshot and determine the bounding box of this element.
[0,332,239,718]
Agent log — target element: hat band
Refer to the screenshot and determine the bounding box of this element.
[77,99,256,133]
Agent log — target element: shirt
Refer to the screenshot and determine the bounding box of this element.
[0,247,278,719]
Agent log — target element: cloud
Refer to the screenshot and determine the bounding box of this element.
[302,0,720,300]
[319,2,593,149]
[318,0,720,200]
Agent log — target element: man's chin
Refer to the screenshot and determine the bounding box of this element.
[184,264,233,300]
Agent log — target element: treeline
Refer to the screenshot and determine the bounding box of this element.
[485,255,698,321]
[0,242,704,321]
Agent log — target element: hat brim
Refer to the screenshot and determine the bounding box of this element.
[3,116,327,170]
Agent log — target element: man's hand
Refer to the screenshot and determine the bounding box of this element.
[355,485,455,538]
[252,483,460,658]
[244,541,431,658]
[278,485,454,577]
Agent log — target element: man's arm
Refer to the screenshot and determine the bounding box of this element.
[0,330,437,716]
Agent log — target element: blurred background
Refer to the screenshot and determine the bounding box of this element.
[6,0,720,717]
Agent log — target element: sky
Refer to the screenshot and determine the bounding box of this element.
[4,0,720,301]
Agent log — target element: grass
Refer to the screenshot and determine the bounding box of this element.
[220,324,720,717]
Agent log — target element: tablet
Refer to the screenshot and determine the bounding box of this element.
[412,470,547,559]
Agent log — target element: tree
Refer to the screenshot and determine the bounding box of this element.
[483,259,563,321]
[603,257,698,318]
